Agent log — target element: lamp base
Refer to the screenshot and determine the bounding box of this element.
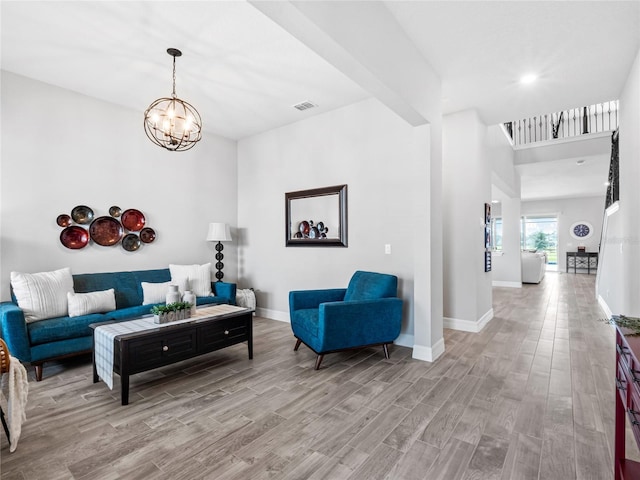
[215,242,224,282]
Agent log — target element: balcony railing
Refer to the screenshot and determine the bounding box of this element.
[606,128,619,210]
[505,100,618,146]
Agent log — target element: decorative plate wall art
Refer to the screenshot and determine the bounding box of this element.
[122,233,141,252]
[56,205,156,251]
[89,217,124,246]
[60,226,89,249]
[56,214,72,227]
[140,227,156,244]
[71,205,94,224]
[121,209,146,231]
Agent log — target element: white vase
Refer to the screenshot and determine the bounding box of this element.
[166,284,180,305]
[183,290,197,316]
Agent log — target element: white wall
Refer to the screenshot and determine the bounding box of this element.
[520,195,605,272]
[442,110,493,331]
[598,47,640,317]
[619,47,640,316]
[237,98,429,347]
[597,208,623,317]
[491,195,523,288]
[489,125,522,287]
[0,71,238,300]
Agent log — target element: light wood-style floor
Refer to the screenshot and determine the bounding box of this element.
[0,272,634,479]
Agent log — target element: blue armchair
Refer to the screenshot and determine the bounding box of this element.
[289,271,403,369]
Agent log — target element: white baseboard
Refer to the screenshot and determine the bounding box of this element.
[444,308,494,333]
[256,307,289,322]
[492,281,522,288]
[597,295,613,319]
[412,337,445,362]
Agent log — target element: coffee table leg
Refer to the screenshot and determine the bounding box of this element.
[120,341,129,405]
[121,374,129,406]
[92,349,98,383]
[247,313,253,359]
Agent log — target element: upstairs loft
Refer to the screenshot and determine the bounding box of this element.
[504,100,619,147]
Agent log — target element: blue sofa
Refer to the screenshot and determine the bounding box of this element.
[289,271,403,369]
[0,268,236,380]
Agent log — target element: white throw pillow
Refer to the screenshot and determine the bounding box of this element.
[141,281,172,305]
[67,289,116,317]
[169,263,212,297]
[10,267,74,323]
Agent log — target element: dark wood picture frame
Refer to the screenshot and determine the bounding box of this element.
[285,184,348,247]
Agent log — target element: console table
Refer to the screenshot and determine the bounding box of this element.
[566,251,598,274]
[615,325,640,479]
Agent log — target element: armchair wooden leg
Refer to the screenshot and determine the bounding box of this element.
[315,355,324,370]
[294,339,302,351]
[34,363,43,381]
[382,344,390,360]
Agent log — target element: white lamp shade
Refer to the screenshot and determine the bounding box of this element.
[206,223,232,242]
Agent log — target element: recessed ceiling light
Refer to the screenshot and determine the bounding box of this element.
[520,73,538,85]
[491,200,500,204]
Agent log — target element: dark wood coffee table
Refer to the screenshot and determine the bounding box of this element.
[91,306,253,405]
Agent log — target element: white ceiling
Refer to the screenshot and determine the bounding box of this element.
[386,1,640,125]
[1,1,639,200]
[0,1,370,140]
[516,154,611,201]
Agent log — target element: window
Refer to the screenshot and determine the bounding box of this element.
[521,215,558,265]
[491,217,503,251]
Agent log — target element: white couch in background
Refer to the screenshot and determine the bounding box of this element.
[521,251,547,284]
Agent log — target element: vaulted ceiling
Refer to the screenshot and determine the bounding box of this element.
[2,1,639,199]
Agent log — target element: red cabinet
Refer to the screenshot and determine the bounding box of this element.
[615,326,640,479]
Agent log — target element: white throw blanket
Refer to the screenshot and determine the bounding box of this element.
[1,356,29,452]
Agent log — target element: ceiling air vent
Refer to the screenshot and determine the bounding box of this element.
[293,101,317,111]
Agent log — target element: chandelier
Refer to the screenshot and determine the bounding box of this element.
[143,48,202,152]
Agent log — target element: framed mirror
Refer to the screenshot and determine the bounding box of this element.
[285,185,348,247]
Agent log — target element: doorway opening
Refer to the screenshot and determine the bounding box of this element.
[521,215,558,271]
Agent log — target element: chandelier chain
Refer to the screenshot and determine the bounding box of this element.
[172,55,177,98]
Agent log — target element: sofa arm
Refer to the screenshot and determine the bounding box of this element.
[289,289,347,313]
[212,282,237,305]
[318,298,403,352]
[0,302,31,363]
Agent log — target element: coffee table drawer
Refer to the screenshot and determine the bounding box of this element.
[199,317,248,350]
[125,328,198,373]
